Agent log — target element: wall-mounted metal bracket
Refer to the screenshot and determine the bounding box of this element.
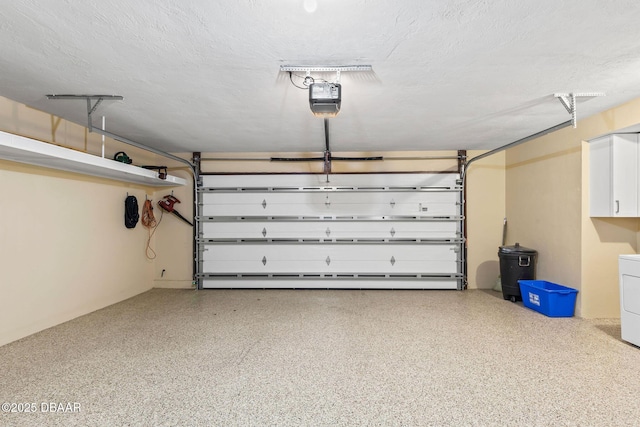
[45,94,194,173]
[280,64,372,84]
[45,92,200,177]
[554,92,605,128]
[46,94,124,131]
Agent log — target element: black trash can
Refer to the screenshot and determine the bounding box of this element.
[498,243,537,302]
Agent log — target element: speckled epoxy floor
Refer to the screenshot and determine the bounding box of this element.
[1,288,639,426]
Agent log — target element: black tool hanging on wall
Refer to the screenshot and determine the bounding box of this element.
[114,151,133,164]
[124,194,140,228]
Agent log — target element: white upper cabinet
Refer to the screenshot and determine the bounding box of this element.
[590,133,639,217]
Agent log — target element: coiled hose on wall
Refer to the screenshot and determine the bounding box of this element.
[141,199,162,259]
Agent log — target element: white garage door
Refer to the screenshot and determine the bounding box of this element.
[197,173,464,289]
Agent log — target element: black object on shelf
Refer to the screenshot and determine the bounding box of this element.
[498,243,537,302]
[114,151,132,164]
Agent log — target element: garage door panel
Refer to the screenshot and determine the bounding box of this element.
[202,244,458,260]
[201,173,459,190]
[201,244,459,274]
[201,220,459,239]
[201,278,459,290]
[202,261,458,275]
[201,191,458,217]
[201,191,457,205]
[201,203,456,217]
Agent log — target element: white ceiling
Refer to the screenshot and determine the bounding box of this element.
[1,0,640,154]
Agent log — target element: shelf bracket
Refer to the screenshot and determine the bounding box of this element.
[554,92,605,128]
[46,94,124,132]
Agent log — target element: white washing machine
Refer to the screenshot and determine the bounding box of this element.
[619,255,640,347]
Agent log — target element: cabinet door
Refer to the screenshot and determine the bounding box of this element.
[589,134,638,217]
[611,134,638,217]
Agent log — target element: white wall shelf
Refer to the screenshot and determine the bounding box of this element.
[0,130,187,187]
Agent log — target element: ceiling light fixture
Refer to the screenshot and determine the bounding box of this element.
[303,0,317,13]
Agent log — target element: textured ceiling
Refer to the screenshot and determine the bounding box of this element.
[1,0,640,154]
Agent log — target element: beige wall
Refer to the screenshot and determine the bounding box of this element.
[506,127,583,314]
[465,151,506,289]
[506,98,640,318]
[0,160,156,346]
[0,97,184,346]
[152,166,195,289]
